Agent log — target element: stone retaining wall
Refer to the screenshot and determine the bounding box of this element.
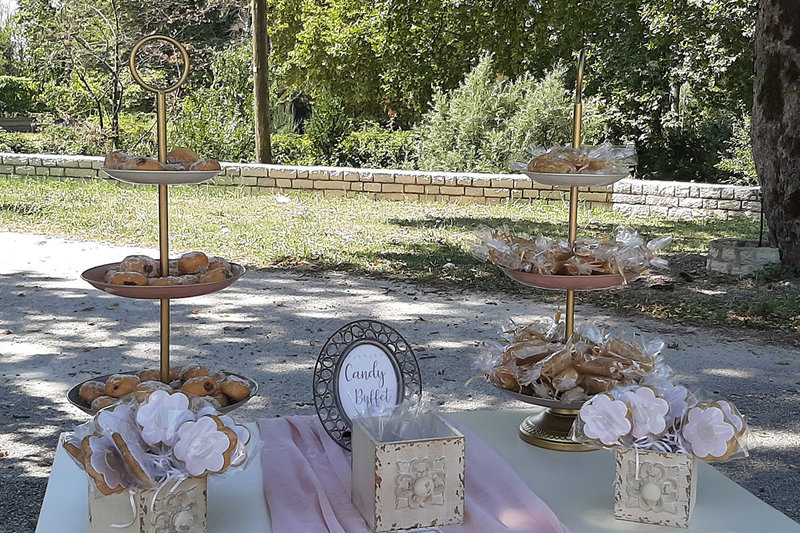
[0,152,761,221]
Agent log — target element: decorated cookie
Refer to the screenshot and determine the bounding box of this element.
[81,435,129,495]
[578,393,632,446]
[622,386,669,439]
[173,415,238,477]
[111,432,156,489]
[135,390,194,447]
[682,405,736,461]
[648,379,690,421]
[714,400,746,437]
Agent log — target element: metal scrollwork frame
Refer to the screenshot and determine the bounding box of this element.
[313,320,422,450]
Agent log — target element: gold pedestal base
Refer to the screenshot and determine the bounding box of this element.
[519,408,595,452]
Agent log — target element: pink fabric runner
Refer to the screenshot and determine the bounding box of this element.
[258,415,570,533]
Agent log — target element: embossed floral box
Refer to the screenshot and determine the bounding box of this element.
[88,477,207,533]
[351,414,465,532]
[614,449,697,529]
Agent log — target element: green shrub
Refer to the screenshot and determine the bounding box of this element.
[716,114,757,186]
[0,131,40,153]
[272,133,315,165]
[0,76,41,115]
[414,54,606,174]
[304,92,353,164]
[338,124,419,169]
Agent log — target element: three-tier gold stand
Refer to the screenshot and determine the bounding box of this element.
[129,35,190,384]
[500,51,629,451]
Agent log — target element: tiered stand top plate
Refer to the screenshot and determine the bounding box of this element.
[82,262,246,299]
[522,171,627,188]
[500,267,638,291]
[68,372,259,415]
[102,167,220,185]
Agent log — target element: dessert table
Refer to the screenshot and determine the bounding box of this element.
[36,409,800,533]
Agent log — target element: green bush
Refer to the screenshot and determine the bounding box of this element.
[0,76,41,115]
[0,131,40,153]
[304,92,353,164]
[414,54,606,174]
[271,133,315,165]
[338,124,419,169]
[716,114,757,186]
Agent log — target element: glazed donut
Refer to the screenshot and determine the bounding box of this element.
[182,376,217,397]
[198,268,230,284]
[166,147,200,167]
[120,156,164,171]
[133,380,172,403]
[104,374,140,398]
[189,157,221,171]
[162,163,186,171]
[90,395,117,411]
[137,369,161,382]
[147,276,181,286]
[79,381,107,404]
[213,391,229,407]
[177,274,200,285]
[207,256,231,271]
[108,272,149,286]
[104,151,131,169]
[220,376,251,402]
[169,366,183,381]
[178,251,209,274]
[103,268,119,283]
[119,255,158,277]
[180,364,210,382]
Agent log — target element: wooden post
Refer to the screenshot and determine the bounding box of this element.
[252,0,272,163]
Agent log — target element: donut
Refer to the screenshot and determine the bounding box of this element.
[108,272,148,286]
[169,365,183,381]
[103,268,119,283]
[189,395,221,411]
[104,374,140,398]
[79,380,107,404]
[104,151,131,169]
[176,274,199,285]
[147,276,181,286]
[162,163,186,171]
[180,364,209,382]
[177,251,209,274]
[207,256,231,271]
[213,392,229,407]
[198,268,230,283]
[90,395,118,411]
[182,376,217,397]
[120,156,163,171]
[166,147,200,167]
[220,376,251,402]
[119,255,158,277]
[133,380,172,403]
[189,157,221,171]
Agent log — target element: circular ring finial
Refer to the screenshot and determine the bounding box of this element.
[129,35,190,94]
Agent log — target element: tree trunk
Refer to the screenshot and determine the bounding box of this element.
[252,0,272,164]
[752,1,800,267]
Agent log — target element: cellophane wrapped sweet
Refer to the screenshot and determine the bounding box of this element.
[510,144,637,175]
[60,390,255,496]
[473,225,671,276]
[570,381,751,461]
[476,318,666,403]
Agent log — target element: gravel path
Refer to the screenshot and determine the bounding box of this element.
[1,231,798,532]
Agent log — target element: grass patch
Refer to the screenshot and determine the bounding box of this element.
[1,176,798,333]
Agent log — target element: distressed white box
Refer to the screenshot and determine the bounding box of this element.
[88,477,207,533]
[614,449,697,528]
[351,414,465,532]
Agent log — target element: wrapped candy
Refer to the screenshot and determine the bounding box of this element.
[473,226,671,277]
[571,381,751,462]
[61,390,256,494]
[510,144,637,175]
[475,318,664,403]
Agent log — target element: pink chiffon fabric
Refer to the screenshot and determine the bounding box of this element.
[258,415,570,533]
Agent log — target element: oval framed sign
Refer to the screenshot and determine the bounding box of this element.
[313,320,422,450]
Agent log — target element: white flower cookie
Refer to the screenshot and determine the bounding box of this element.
[682,404,736,461]
[173,415,238,477]
[136,389,194,447]
[622,386,669,439]
[578,393,632,446]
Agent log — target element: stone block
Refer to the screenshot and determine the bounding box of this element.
[381,183,404,193]
[269,167,297,179]
[63,168,95,178]
[484,188,510,198]
[257,177,276,187]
